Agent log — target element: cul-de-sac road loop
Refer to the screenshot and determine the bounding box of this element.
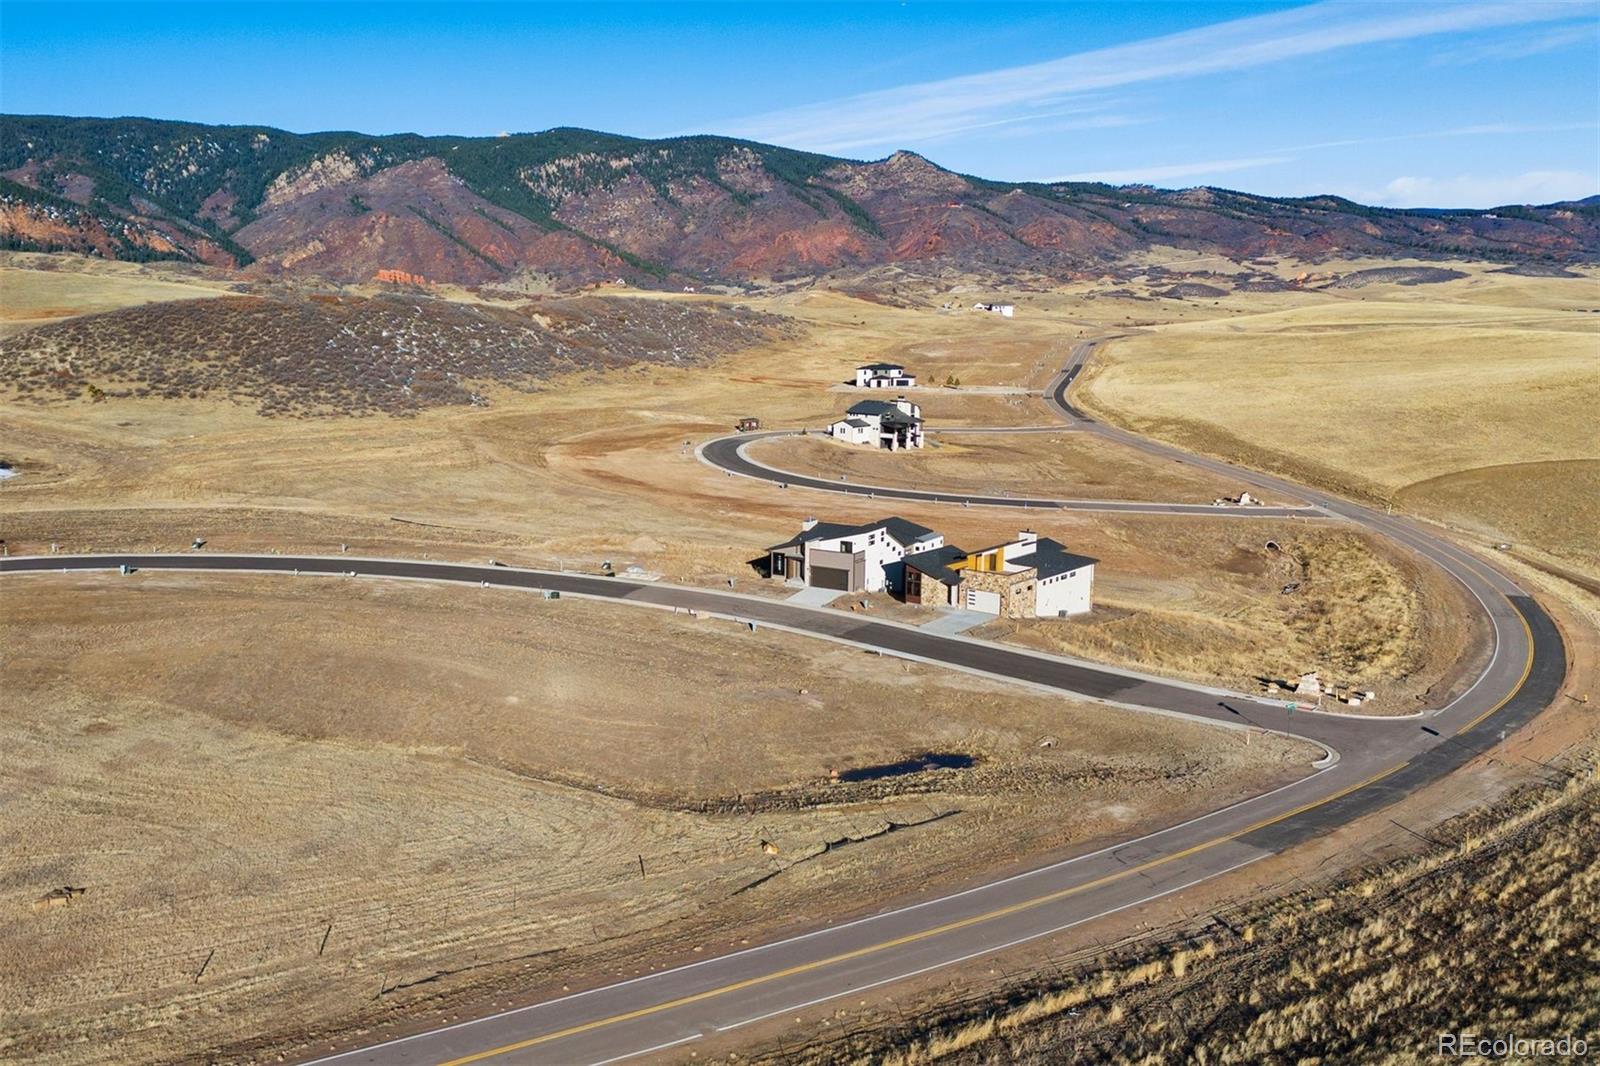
[0,339,1569,1065]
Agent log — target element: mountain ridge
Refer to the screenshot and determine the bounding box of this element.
[3,113,1595,287]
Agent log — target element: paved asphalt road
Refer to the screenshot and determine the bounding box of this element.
[699,431,1320,517]
[1,339,1568,1065]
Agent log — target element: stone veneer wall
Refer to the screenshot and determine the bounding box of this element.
[958,566,1037,619]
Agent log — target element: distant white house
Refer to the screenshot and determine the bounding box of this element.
[974,302,1014,317]
[766,516,945,593]
[827,397,924,450]
[854,362,916,389]
[769,519,1095,615]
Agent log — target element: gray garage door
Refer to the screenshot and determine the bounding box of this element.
[811,566,852,591]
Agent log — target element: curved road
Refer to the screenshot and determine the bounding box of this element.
[1,341,1568,1065]
[699,432,1321,517]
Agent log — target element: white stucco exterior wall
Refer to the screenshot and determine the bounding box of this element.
[828,419,876,445]
[803,525,941,593]
[1034,565,1093,616]
[854,367,915,388]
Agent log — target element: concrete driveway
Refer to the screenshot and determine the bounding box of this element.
[785,585,845,607]
[920,608,993,635]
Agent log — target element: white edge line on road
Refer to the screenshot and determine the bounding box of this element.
[586,1032,703,1066]
[712,853,1269,1035]
[1047,345,1514,722]
[294,742,1327,1064]
[9,552,1342,713]
[704,433,1324,517]
[426,342,1517,1056]
[12,340,1533,1064]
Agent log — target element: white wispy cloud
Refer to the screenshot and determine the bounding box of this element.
[1430,20,1596,65]
[983,113,1152,143]
[889,104,1141,147]
[1365,170,1596,208]
[1046,155,1295,185]
[1038,122,1600,191]
[706,1,1580,154]
[1283,121,1600,153]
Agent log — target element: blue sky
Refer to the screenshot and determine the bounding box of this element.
[2,1,1596,207]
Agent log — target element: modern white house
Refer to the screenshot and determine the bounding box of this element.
[766,516,944,593]
[904,529,1096,618]
[769,519,1095,615]
[974,302,1015,317]
[826,397,924,449]
[854,362,916,389]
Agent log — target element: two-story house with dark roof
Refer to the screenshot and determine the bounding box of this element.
[827,396,924,449]
[766,516,943,593]
[768,520,1095,614]
[853,362,916,388]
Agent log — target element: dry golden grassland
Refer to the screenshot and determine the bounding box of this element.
[0,259,1475,703]
[0,573,1318,1065]
[1075,263,1600,577]
[747,431,1296,504]
[1399,459,1600,579]
[0,255,1526,1058]
[0,400,1466,710]
[741,756,1600,1066]
[0,255,237,336]
[981,524,1476,714]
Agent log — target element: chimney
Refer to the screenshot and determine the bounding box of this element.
[1017,529,1037,546]
[802,517,818,531]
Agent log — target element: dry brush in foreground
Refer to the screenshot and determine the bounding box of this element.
[742,753,1600,1065]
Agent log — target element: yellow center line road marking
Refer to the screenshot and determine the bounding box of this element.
[1457,609,1536,737]
[437,851,1173,1064]
[1233,764,1402,838]
[437,760,1413,1065]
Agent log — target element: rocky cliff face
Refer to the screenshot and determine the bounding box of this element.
[2,115,1595,285]
[235,157,622,284]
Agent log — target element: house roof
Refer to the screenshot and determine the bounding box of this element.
[879,516,940,547]
[840,417,873,429]
[858,362,905,371]
[1025,538,1099,578]
[965,536,1023,558]
[958,536,1097,578]
[880,409,922,426]
[767,521,862,552]
[767,516,939,553]
[904,544,967,585]
[846,399,898,417]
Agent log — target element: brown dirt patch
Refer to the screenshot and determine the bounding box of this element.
[1,572,1319,1065]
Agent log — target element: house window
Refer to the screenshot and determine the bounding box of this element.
[840,540,853,552]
